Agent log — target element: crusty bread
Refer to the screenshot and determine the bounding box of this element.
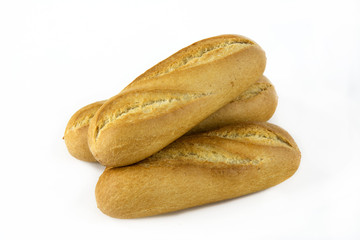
[95,122,301,218]
[64,101,105,162]
[64,76,277,162]
[187,75,277,134]
[88,35,266,167]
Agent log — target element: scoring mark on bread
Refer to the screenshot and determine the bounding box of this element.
[148,142,264,165]
[143,124,293,166]
[203,125,293,148]
[173,42,251,71]
[144,41,253,80]
[232,82,273,101]
[95,91,212,139]
[68,114,95,132]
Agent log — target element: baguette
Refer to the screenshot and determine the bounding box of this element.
[64,76,277,162]
[88,34,266,167]
[63,101,105,162]
[95,122,301,218]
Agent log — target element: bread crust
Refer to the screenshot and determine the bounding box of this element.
[188,75,277,134]
[88,35,266,167]
[64,76,277,162]
[64,101,105,162]
[95,122,301,218]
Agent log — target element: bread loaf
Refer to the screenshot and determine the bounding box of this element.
[88,34,266,167]
[63,101,105,162]
[95,122,301,218]
[64,76,277,162]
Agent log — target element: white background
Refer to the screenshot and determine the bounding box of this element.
[0,0,359,239]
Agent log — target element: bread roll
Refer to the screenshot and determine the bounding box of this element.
[63,101,105,162]
[64,76,277,162]
[88,34,266,167]
[95,122,301,218]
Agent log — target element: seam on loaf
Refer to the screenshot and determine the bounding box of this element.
[144,41,253,80]
[232,82,273,101]
[148,142,264,165]
[95,92,213,139]
[68,114,95,132]
[203,126,293,148]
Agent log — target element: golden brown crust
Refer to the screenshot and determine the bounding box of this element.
[88,35,266,167]
[188,76,278,134]
[64,75,277,162]
[95,122,301,218]
[64,101,105,162]
[125,35,255,88]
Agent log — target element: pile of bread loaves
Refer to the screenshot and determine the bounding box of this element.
[64,34,301,219]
